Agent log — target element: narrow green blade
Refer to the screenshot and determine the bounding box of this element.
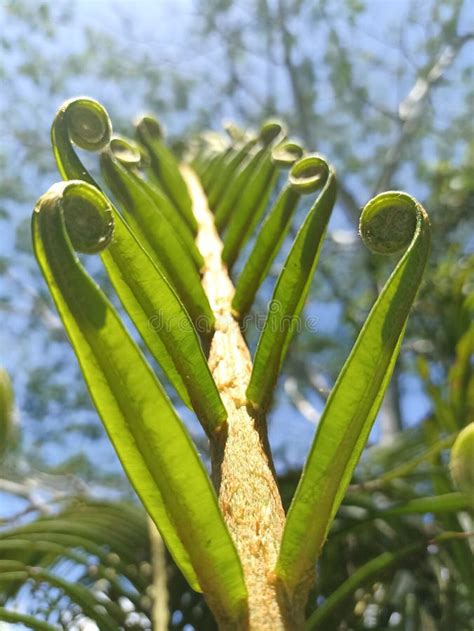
[247,155,336,412]
[0,608,60,630]
[2,527,147,591]
[0,563,118,629]
[30,567,121,629]
[192,133,224,172]
[135,115,197,232]
[50,100,222,421]
[200,145,231,193]
[215,121,286,231]
[32,181,247,620]
[100,150,213,330]
[208,138,258,208]
[222,140,303,268]
[232,186,300,319]
[37,180,225,438]
[141,175,204,268]
[100,194,226,432]
[50,98,213,333]
[215,145,269,232]
[232,149,311,319]
[0,514,147,593]
[358,433,455,490]
[380,491,473,516]
[276,191,431,594]
[0,538,143,612]
[108,135,203,269]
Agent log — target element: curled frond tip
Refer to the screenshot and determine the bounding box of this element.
[61,97,112,152]
[259,118,286,145]
[35,180,114,255]
[271,140,304,168]
[108,135,145,168]
[359,191,429,255]
[289,154,331,194]
[135,115,164,140]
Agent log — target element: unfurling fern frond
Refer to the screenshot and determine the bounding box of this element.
[28,96,436,629]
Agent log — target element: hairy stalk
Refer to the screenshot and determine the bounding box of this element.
[182,167,298,630]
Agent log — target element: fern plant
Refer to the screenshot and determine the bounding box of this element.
[28,97,433,629]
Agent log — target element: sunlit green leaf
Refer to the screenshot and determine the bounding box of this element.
[135,115,197,233]
[212,122,283,230]
[108,135,204,269]
[32,180,247,621]
[207,136,258,208]
[276,191,431,595]
[232,146,312,319]
[100,145,213,329]
[222,140,303,269]
[247,155,336,411]
[51,98,213,331]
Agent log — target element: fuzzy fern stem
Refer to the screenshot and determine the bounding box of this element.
[182,166,300,630]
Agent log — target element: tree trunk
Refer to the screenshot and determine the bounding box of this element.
[182,167,306,630]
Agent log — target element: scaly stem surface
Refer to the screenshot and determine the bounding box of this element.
[182,167,300,630]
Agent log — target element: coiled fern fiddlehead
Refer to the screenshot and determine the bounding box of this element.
[51,97,112,185]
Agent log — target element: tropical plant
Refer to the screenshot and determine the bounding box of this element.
[1,1,473,628]
[0,92,467,630]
